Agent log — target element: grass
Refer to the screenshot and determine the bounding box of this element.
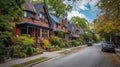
[58,46,86,55]
[10,57,48,67]
[58,50,69,55]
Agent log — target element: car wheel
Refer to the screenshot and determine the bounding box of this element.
[112,50,115,53]
[101,49,104,52]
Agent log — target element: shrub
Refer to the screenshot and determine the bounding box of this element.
[50,36,60,46]
[48,45,61,51]
[16,35,35,46]
[42,39,51,49]
[11,34,35,57]
[69,40,80,47]
[26,47,33,55]
[19,52,27,58]
[57,31,64,38]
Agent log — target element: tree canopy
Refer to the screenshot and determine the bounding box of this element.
[32,0,72,17]
[0,0,25,61]
[70,16,89,29]
[96,0,120,34]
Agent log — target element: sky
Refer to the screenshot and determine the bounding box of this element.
[63,0,101,23]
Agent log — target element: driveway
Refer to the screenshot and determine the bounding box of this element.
[32,44,117,67]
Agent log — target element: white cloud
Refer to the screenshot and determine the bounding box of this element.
[64,0,100,23]
[67,10,86,20]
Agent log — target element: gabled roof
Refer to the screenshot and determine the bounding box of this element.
[34,3,45,13]
[50,14,62,24]
[23,2,36,13]
[65,22,73,32]
[33,3,52,30]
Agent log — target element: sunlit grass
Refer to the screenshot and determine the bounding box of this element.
[10,57,48,67]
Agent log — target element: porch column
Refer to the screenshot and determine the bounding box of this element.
[26,25,29,34]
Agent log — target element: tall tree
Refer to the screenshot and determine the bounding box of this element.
[32,0,72,17]
[70,16,89,29]
[97,0,120,34]
[94,0,120,41]
[0,0,25,61]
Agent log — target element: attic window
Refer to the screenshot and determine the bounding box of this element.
[39,12,45,22]
[24,11,32,18]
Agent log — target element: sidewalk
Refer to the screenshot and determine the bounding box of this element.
[0,45,86,67]
[116,48,120,57]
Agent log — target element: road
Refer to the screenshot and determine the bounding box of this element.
[32,44,117,67]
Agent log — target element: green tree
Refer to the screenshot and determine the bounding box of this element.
[71,16,89,29]
[93,0,120,41]
[0,0,25,62]
[32,0,72,17]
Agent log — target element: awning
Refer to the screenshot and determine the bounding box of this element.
[16,22,51,30]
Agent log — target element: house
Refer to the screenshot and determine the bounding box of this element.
[12,2,52,45]
[50,15,69,38]
[65,20,81,40]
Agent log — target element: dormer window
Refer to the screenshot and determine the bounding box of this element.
[24,11,27,17]
[24,11,32,18]
[39,12,45,22]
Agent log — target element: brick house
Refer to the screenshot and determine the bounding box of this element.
[50,15,69,38]
[12,2,52,44]
[65,21,81,40]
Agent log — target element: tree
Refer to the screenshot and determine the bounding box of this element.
[70,16,89,29]
[32,0,72,17]
[97,0,120,34]
[0,0,25,62]
[93,0,120,41]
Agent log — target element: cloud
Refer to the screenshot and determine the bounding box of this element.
[64,0,100,23]
[67,10,86,20]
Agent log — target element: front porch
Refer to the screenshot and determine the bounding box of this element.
[16,22,50,45]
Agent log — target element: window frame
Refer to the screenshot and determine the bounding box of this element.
[42,29,48,38]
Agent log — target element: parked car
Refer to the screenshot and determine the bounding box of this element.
[87,42,92,46]
[101,41,115,53]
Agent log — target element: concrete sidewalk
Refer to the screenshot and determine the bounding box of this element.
[116,48,120,57]
[0,45,86,67]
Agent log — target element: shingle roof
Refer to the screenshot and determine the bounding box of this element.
[50,14,62,24]
[23,2,36,13]
[34,3,44,13]
[65,23,73,32]
[33,3,53,30]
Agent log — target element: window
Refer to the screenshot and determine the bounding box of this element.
[42,29,48,38]
[21,28,27,35]
[39,12,45,22]
[24,11,32,18]
[24,11,27,17]
[36,28,40,37]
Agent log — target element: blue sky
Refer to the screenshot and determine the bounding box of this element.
[64,0,101,23]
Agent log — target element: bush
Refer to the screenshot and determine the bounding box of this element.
[48,45,61,51]
[19,52,27,58]
[11,34,35,57]
[42,39,51,49]
[50,36,60,46]
[16,35,35,46]
[26,47,33,55]
[57,31,64,38]
[69,40,80,47]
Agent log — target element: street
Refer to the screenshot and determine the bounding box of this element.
[32,44,119,67]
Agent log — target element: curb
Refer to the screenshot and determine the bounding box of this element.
[116,52,120,57]
[24,58,52,67]
[24,55,62,67]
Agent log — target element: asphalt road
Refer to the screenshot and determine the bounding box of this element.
[32,44,116,67]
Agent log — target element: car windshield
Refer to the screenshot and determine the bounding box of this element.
[104,41,114,45]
